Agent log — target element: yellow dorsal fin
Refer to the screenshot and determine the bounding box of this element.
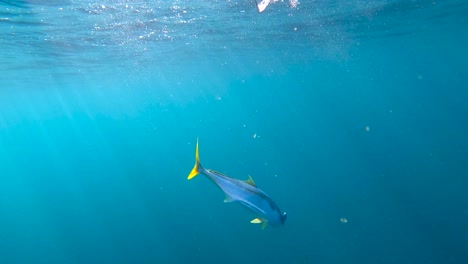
[244,175,256,187]
[187,138,200,180]
[250,218,263,224]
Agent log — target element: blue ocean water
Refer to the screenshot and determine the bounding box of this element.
[1,0,467,263]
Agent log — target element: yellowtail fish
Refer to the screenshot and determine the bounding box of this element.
[187,139,287,229]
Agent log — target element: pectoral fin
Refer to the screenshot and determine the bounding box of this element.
[224,196,234,203]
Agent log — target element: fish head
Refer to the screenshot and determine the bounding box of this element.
[281,212,287,224]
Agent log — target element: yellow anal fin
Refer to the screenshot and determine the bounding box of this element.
[187,138,200,180]
[244,175,256,187]
[250,218,263,224]
[250,218,267,229]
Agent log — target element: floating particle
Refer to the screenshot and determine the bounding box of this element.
[340,218,348,223]
[253,133,257,139]
[365,126,370,132]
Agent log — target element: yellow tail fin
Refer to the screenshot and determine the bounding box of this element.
[187,138,200,180]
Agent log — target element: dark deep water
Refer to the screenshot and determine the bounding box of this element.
[0,0,467,263]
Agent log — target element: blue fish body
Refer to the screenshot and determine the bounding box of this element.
[188,139,287,228]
